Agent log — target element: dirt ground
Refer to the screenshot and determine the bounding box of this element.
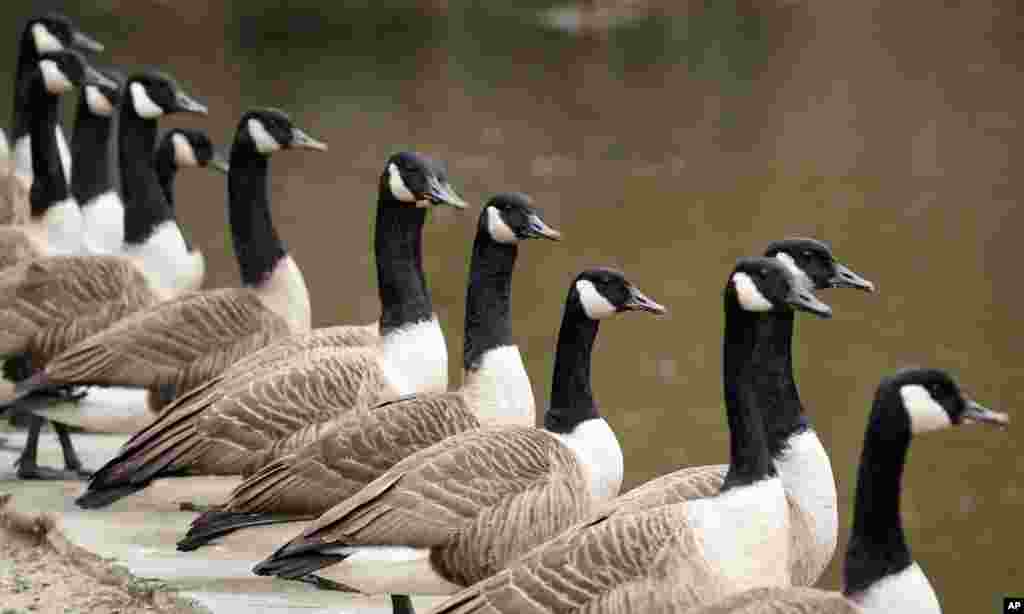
[0,524,187,614]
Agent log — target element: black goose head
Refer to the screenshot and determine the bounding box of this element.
[234,108,327,155]
[726,256,833,318]
[125,71,208,120]
[879,367,1009,436]
[764,237,875,293]
[82,67,124,118]
[36,49,115,96]
[481,192,561,243]
[162,128,229,174]
[23,13,103,56]
[570,268,667,319]
[381,151,468,210]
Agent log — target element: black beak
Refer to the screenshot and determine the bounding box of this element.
[71,30,104,54]
[962,399,1010,428]
[82,64,116,90]
[174,90,208,115]
[290,128,328,151]
[786,284,832,318]
[623,285,667,314]
[830,262,875,292]
[523,214,562,241]
[424,175,468,209]
[208,150,230,174]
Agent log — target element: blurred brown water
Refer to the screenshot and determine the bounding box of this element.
[3,1,1021,610]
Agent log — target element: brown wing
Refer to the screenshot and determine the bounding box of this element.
[195,346,398,475]
[601,464,727,516]
[0,227,41,270]
[276,427,590,585]
[42,287,290,388]
[685,587,857,614]
[225,392,480,516]
[0,255,159,361]
[431,504,723,614]
[0,164,30,226]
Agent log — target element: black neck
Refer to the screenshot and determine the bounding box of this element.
[11,32,39,140]
[118,96,173,245]
[720,297,780,490]
[228,138,285,286]
[843,392,913,596]
[544,295,600,433]
[152,136,179,208]
[375,182,434,333]
[752,311,810,457]
[27,76,69,217]
[463,229,517,371]
[71,97,115,206]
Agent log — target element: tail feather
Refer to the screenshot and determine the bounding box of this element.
[176,510,314,551]
[252,547,348,579]
[75,482,149,509]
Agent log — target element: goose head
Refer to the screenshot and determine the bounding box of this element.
[482,192,561,243]
[235,108,327,156]
[36,49,116,96]
[126,71,208,120]
[163,128,229,174]
[82,68,123,118]
[572,268,667,320]
[881,367,1009,435]
[383,151,468,210]
[25,13,103,55]
[727,257,833,318]
[764,237,875,292]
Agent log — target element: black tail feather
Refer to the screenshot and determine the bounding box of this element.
[75,483,148,509]
[176,511,313,552]
[252,551,348,579]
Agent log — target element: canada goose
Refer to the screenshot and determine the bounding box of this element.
[20,108,325,416]
[73,69,124,256]
[590,237,874,587]
[425,258,833,614]
[609,368,1010,614]
[0,49,116,265]
[10,13,103,190]
[75,150,468,508]
[252,268,666,608]
[154,128,230,208]
[176,192,561,550]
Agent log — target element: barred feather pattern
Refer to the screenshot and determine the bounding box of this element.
[685,587,859,614]
[0,157,30,226]
[290,427,590,585]
[0,229,41,270]
[430,504,728,614]
[42,287,292,388]
[0,255,159,362]
[222,392,480,516]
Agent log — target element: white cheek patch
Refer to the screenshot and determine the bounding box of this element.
[130,82,164,118]
[39,60,73,94]
[486,207,518,243]
[85,85,114,116]
[171,133,199,167]
[388,163,416,203]
[900,384,952,434]
[32,24,64,53]
[732,272,774,312]
[247,119,280,154]
[576,280,618,320]
[775,253,812,287]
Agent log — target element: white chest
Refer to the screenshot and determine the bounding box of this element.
[684,477,791,591]
[31,197,83,255]
[461,345,535,427]
[554,418,624,504]
[379,318,448,396]
[80,191,125,255]
[122,220,204,294]
[254,254,311,333]
[852,563,941,614]
[776,430,838,569]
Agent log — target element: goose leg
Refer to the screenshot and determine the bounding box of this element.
[392,595,415,614]
[53,422,91,477]
[15,415,82,480]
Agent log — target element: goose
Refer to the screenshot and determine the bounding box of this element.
[20,108,326,421]
[0,125,229,480]
[424,257,834,614]
[75,150,468,508]
[0,49,116,266]
[583,237,874,587]
[176,192,561,551]
[10,13,103,190]
[600,368,1010,614]
[252,268,666,612]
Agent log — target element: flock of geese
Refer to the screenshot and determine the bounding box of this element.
[0,13,1011,614]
